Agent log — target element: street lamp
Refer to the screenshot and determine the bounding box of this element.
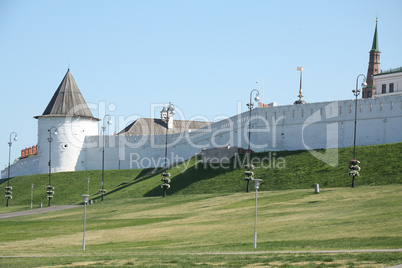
[47,126,57,206]
[244,89,259,192]
[101,114,112,201]
[31,184,34,209]
[81,194,89,250]
[253,179,262,249]
[161,103,175,197]
[349,74,367,188]
[5,132,17,207]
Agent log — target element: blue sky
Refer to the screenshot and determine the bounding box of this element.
[0,0,401,168]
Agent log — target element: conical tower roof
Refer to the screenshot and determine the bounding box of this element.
[35,69,98,120]
[370,20,380,52]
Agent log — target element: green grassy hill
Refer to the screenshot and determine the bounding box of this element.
[0,143,401,267]
[0,185,401,267]
[1,143,401,208]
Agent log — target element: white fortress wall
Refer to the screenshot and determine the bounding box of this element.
[2,93,401,178]
[84,93,402,171]
[1,155,39,179]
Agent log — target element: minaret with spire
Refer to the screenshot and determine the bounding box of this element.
[363,17,381,98]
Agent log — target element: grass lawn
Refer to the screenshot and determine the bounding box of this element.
[2,143,401,210]
[0,185,401,267]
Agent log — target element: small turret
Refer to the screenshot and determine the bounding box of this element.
[160,106,167,120]
[161,103,175,129]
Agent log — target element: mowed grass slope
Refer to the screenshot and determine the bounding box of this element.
[0,185,401,267]
[0,142,401,267]
[1,143,401,209]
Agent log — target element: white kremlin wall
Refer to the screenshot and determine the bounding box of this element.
[2,93,402,178]
[83,93,402,171]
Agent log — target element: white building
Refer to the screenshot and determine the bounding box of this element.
[375,67,402,96]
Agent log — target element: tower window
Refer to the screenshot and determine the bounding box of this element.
[390,83,394,93]
[382,84,386,93]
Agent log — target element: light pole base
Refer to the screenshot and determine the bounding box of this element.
[253,233,257,248]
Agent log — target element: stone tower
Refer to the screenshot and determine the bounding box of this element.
[363,18,381,98]
[34,69,99,174]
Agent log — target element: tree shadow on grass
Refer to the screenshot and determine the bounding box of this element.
[134,168,161,180]
[143,154,254,197]
[93,168,164,201]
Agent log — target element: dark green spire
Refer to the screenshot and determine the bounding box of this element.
[371,19,380,52]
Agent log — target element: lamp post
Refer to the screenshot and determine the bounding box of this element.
[5,132,17,207]
[101,115,111,201]
[350,74,367,188]
[244,89,259,192]
[47,126,57,206]
[253,179,262,249]
[161,103,175,197]
[31,184,34,209]
[81,194,89,250]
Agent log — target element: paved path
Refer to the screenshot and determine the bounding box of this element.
[0,205,80,219]
[1,249,401,258]
[176,249,402,255]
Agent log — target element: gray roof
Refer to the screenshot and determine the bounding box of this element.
[118,118,211,135]
[35,69,98,120]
